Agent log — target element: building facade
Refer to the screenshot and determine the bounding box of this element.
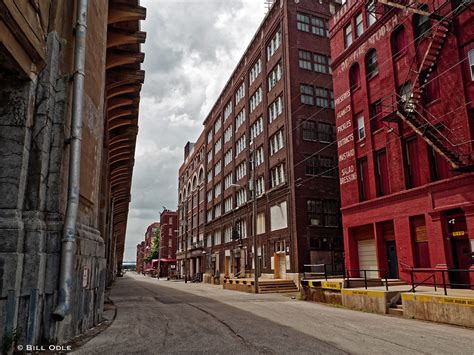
[330,0,474,284]
[0,0,145,346]
[177,0,343,284]
[136,241,146,274]
[158,210,178,278]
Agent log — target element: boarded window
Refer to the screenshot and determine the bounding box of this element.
[270,201,288,231]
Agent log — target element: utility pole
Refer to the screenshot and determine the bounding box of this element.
[251,139,259,293]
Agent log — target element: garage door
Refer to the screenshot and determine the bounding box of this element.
[357,239,378,278]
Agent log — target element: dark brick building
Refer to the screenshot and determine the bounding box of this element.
[177,0,343,284]
[330,0,474,285]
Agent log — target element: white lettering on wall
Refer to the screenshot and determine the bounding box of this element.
[337,133,354,148]
[337,120,352,134]
[340,164,357,185]
[339,148,355,162]
[335,89,351,107]
[336,105,351,120]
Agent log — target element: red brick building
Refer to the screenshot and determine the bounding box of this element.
[143,222,160,273]
[330,0,474,285]
[136,241,146,274]
[158,210,178,277]
[177,0,343,284]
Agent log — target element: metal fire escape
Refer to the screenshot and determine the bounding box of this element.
[380,0,473,171]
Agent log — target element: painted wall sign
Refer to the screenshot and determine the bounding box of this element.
[337,120,352,134]
[336,105,351,120]
[338,133,354,148]
[335,89,351,107]
[339,148,355,162]
[340,164,357,185]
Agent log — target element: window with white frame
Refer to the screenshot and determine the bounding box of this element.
[299,50,312,70]
[214,230,221,245]
[224,149,233,166]
[469,49,474,81]
[207,130,213,144]
[297,13,310,32]
[366,0,377,27]
[224,196,233,212]
[235,134,246,156]
[236,188,247,206]
[235,219,247,238]
[249,58,262,84]
[355,12,364,38]
[224,101,232,121]
[214,160,222,175]
[255,146,264,166]
[357,114,365,140]
[207,190,213,203]
[270,164,285,188]
[235,83,245,104]
[314,54,331,74]
[250,86,263,113]
[224,125,233,143]
[206,233,212,247]
[207,169,212,183]
[344,23,353,48]
[315,87,334,108]
[214,182,221,197]
[207,150,213,163]
[214,203,221,218]
[214,117,222,133]
[224,225,232,243]
[312,16,329,37]
[236,161,247,181]
[250,116,263,140]
[269,130,284,156]
[267,30,281,60]
[214,138,222,154]
[256,176,265,196]
[301,84,315,105]
[224,173,233,189]
[268,62,283,91]
[268,96,283,123]
[207,209,213,222]
[235,109,246,131]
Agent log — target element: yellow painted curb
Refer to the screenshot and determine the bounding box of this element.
[321,281,342,290]
[342,289,385,297]
[402,293,474,307]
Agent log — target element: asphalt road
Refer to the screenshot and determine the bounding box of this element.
[73,273,473,355]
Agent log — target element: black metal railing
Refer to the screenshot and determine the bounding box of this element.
[408,269,474,296]
[344,269,389,291]
[303,264,329,280]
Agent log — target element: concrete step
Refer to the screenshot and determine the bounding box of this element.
[395,304,403,310]
[388,307,404,316]
[259,288,298,294]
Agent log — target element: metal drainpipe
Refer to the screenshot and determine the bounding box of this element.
[53,0,89,321]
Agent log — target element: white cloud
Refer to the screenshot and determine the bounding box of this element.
[123,0,265,260]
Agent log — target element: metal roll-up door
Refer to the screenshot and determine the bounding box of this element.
[357,239,378,278]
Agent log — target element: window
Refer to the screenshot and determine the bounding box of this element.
[413,5,431,40]
[305,155,336,176]
[299,50,312,70]
[257,212,265,234]
[469,49,474,81]
[365,49,378,79]
[301,84,314,105]
[303,121,318,141]
[315,87,334,108]
[207,190,213,203]
[421,66,440,104]
[404,136,421,188]
[224,125,233,143]
[349,63,361,90]
[236,161,247,180]
[269,130,284,155]
[207,130,213,144]
[224,225,233,243]
[235,134,246,156]
[250,116,263,140]
[392,26,407,56]
[428,146,449,182]
[270,201,288,231]
[224,173,233,190]
[267,30,281,60]
[398,81,413,112]
[214,117,222,132]
[206,233,212,247]
[268,96,283,123]
[255,146,264,166]
[268,62,282,91]
[357,157,369,201]
[224,149,233,166]
[214,182,221,197]
[214,230,221,245]
[235,219,247,239]
[411,215,430,268]
[355,12,364,38]
[214,203,221,218]
[375,149,389,196]
[207,169,213,183]
[207,150,213,163]
[224,196,233,212]
[256,176,265,196]
[357,114,365,140]
[235,109,246,131]
[312,16,328,37]
[249,58,262,84]
[323,200,339,227]
[207,209,213,222]
[270,164,285,188]
[250,87,263,113]
[236,188,247,206]
[344,24,353,48]
[318,122,336,142]
[214,160,221,175]
[224,101,233,121]
[214,138,222,154]
[366,0,377,27]
[370,100,383,132]
[297,13,310,32]
[235,83,245,105]
[314,54,331,74]
[307,200,322,226]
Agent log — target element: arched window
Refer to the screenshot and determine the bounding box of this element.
[198,167,204,183]
[413,5,431,41]
[192,176,197,190]
[365,49,378,79]
[392,25,407,57]
[349,63,361,90]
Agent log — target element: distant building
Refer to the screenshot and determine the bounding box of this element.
[177,0,343,284]
[158,210,178,277]
[144,222,160,273]
[330,0,473,284]
[136,241,146,274]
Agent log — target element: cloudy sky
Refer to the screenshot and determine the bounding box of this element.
[124,0,267,260]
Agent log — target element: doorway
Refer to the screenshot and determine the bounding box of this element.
[386,241,399,279]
